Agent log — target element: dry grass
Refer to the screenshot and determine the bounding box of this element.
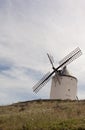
[0,100,85,130]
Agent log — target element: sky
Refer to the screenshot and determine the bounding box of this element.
[0,0,85,105]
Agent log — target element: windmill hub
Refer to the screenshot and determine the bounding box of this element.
[33,47,82,100]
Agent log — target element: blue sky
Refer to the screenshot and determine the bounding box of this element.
[0,0,85,105]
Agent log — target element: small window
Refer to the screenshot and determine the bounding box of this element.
[68,89,70,91]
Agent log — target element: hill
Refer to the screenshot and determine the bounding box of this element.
[0,99,85,130]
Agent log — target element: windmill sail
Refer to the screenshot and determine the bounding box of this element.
[58,47,82,69]
[47,53,54,69]
[33,72,52,93]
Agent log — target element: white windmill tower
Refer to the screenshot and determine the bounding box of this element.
[33,47,82,100]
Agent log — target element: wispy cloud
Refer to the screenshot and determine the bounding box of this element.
[0,62,11,72]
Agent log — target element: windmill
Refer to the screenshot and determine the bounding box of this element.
[33,47,82,100]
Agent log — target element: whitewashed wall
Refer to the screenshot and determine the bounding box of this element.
[50,75,77,100]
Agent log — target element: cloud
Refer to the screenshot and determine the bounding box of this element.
[23,67,44,80]
[0,62,48,104]
[0,61,11,72]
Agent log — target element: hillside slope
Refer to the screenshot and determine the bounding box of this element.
[0,99,85,130]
